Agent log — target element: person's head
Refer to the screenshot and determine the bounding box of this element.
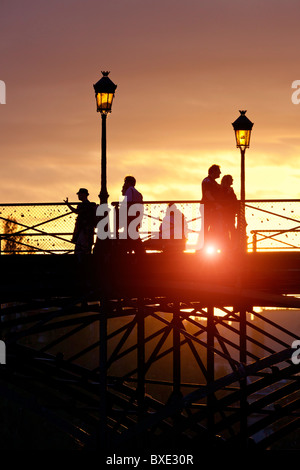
[221,175,233,188]
[122,175,136,195]
[208,164,221,180]
[77,188,89,201]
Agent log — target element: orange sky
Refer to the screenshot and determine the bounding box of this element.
[1,0,300,204]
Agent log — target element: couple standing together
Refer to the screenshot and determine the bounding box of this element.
[201,164,238,249]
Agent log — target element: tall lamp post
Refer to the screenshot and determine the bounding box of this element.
[93,72,117,449]
[232,110,254,252]
[93,71,117,204]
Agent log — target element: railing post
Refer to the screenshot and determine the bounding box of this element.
[172,304,181,399]
[252,231,257,253]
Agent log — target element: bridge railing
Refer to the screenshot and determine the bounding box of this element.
[0,199,300,254]
[0,202,77,254]
[246,199,300,252]
[113,199,204,252]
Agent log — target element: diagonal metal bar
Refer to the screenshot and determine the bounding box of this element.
[0,209,74,236]
[92,324,173,373]
[185,337,208,380]
[111,325,173,379]
[5,296,93,344]
[245,203,300,225]
[251,230,300,249]
[180,310,259,362]
[107,318,137,368]
[0,213,75,246]
[40,319,97,353]
[212,313,276,357]
[248,308,300,340]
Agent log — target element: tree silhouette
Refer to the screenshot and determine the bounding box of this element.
[2,216,23,254]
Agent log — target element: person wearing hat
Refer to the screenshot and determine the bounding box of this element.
[64,188,96,255]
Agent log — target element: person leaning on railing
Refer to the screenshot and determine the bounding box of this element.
[64,188,96,255]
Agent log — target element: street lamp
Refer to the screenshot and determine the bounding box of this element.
[232,110,254,251]
[93,71,117,204]
[93,74,117,450]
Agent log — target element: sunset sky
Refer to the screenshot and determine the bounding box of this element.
[1,0,300,204]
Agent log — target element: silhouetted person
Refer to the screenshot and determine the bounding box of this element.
[120,176,144,254]
[122,175,143,200]
[220,175,238,248]
[201,164,222,246]
[159,203,188,252]
[64,188,96,256]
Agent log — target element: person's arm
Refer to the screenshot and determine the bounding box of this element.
[64,197,78,213]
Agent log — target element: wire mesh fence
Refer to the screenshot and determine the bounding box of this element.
[0,203,77,254]
[246,199,300,251]
[133,200,204,251]
[1,199,300,254]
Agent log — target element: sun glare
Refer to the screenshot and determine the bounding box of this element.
[205,245,221,255]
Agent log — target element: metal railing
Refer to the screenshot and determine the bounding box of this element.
[1,199,300,254]
[0,202,77,254]
[246,199,300,252]
[112,199,204,252]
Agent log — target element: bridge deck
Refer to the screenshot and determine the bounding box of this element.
[2,251,300,308]
[1,250,300,451]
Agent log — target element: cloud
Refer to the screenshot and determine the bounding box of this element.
[1,0,300,205]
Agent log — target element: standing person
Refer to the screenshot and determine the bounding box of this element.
[122,176,143,204]
[159,203,188,252]
[64,188,96,256]
[120,176,144,253]
[220,175,238,248]
[201,164,222,246]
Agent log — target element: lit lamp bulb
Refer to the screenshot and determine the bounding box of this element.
[93,72,117,114]
[239,134,246,146]
[96,92,114,113]
[232,111,253,150]
[235,129,250,149]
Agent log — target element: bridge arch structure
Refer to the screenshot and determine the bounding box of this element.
[0,199,300,451]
